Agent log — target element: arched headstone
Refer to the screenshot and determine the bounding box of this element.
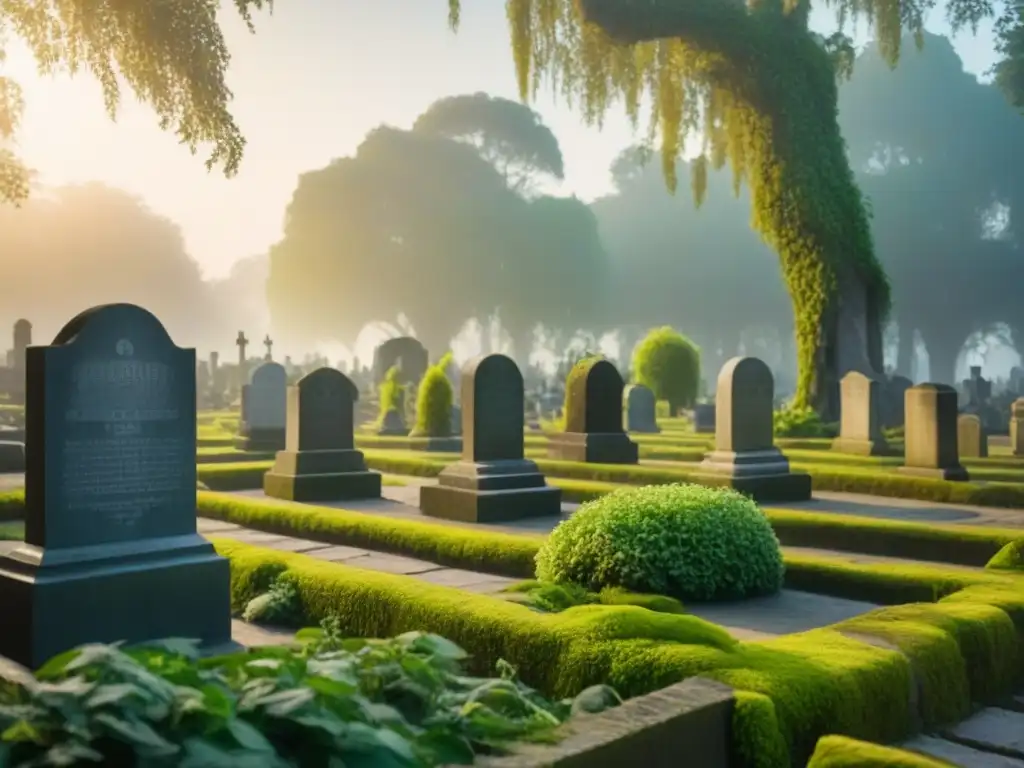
[832,371,889,456]
[624,384,659,433]
[957,413,986,459]
[549,358,638,464]
[0,303,233,668]
[264,367,381,501]
[420,354,560,523]
[373,337,429,386]
[898,384,968,481]
[693,356,811,502]
[236,361,287,451]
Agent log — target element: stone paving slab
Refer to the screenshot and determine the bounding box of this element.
[943,708,1024,759]
[231,619,295,648]
[901,735,1024,767]
[312,545,375,562]
[414,568,518,591]
[349,553,446,575]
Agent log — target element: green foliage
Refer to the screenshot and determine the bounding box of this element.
[632,326,701,413]
[501,580,686,615]
[413,353,454,438]
[242,574,305,626]
[562,354,603,427]
[807,735,954,767]
[535,484,785,600]
[986,539,1024,571]
[773,406,837,438]
[378,364,406,425]
[0,0,272,204]
[0,624,610,767]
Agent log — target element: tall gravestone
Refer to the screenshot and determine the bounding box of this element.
[898,384,968,481]
[235,361,287,451]
[1012,398,1024,457]
[420,354,561,522]
[957,413,987,459]
[831,371,889,456]
[547,358,638,464]
[624,384,660,433]
[264,367,382,501]
[692,356,811,502]
[0,304,234,668]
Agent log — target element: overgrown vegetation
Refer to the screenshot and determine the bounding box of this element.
[774,406,837,438]
[536,484,785,600]
[412,353,454,438]
[631,326,701,415]
[377,364,406,426]
[500,580,687,615]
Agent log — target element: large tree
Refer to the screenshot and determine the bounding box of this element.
[447,0,1024,418]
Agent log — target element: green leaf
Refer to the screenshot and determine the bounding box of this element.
[417,730,475,765]
[92,712,177,755]
[226,717,276,752]
[40,740,105,766]
[34,648,85,680]
[1,719,43,744]
[252,687,316,717]
[406,634,467,662]
[133,638,201,660]
[86,683,139,710]
[200,684,234,720]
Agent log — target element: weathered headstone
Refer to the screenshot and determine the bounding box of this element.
[957,413,987,459]
[373,337,429,386]
[897,384,968,481]
[420,354,561,522]
[625,384,660,433]
[692,357,811,502]
[832,371,889,456]
[264,367,381,501]
[880,375,913,429]
[1011,398,1024,456]
[235,361,287,451]
[547,358,638,464]
[0,304,234,668]
[692,403,716,434]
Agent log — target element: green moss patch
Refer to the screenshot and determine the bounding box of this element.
[807,735,953,767]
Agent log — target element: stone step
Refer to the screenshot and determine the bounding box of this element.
[940,707,1024,761]
[902,735,1024,767]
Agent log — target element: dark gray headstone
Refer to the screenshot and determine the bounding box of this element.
[28,304,195,548]
[288,368,358,452]
[625,384,659,433]
[566,359,625,434]
[373,337,429,386]
[463,354,524,462]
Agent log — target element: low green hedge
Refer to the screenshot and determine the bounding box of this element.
[806,735,952,767]
[213,538,1024,768]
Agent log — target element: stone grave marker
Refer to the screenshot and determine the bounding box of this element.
[1012,398,1024,457]
[625,384,660,433]
[692,403,716,434]
[264,367,381,501]
[898,384,968,481]
[420,354,561,522]
[235,361,287,451]
[548,358,638,464]
[0,303,234,668]
[880,375,913,429]
[957,413,987,459]
[832,371,889,456]
[692,356,811,502]
[373,337,428,386]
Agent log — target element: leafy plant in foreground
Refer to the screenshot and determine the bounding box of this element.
[0,620,619,767]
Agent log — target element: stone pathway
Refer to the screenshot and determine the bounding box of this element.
[901,704,1024,766]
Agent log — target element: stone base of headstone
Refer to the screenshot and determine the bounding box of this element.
[0,441,24,473]
[263,448,382,502]
[233,427,286,453]
[547,432,639,464]
[419,459,562,523]
[830,436,891,457]
[0,535,236,669]
[691,449,812,502]
[896,465,970,482]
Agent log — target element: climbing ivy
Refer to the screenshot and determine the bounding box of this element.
[446,0,1008,413]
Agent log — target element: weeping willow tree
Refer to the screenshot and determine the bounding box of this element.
[446,0,1024,416]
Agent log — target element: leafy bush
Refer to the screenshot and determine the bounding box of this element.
[0,620,620,767]
[536,484,785,600]
[774,405,837,438]
[632,326,701,415]
[243,574,305,625]
[377,364,406,425]
[412,353,454,437]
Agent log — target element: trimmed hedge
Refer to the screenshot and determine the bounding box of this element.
[213,538,1024,768]
[806,735,953,767]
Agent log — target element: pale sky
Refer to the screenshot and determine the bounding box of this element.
[2,1,1001,280]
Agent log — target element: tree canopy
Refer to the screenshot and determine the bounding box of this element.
[447,0,1024,418]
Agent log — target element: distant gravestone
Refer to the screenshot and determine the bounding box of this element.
[450,404,462,436]
[957,413,987,459]
[235,361,287,451]
[880,375,913,429]
[832,371,889,456]
[420,354,560,522]
[898,384,968,481]
[264,367,381,501]
[692,403,716,434]
[548,358,638,464]
[373,337,429,386]
[0,303,234,668]
[625,384,660,433]
[378,408,408,436]
[693,356,811,502]
[1011,399,1024,456]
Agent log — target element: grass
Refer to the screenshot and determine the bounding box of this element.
[214,537,1024,768]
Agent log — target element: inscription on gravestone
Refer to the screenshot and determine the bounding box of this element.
[31,306,194,548]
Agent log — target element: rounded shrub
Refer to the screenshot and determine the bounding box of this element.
[631,326,700,415]
[536,484,784,601]
[412,352,454,437]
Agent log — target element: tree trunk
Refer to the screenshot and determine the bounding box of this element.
[894,320,913,379]
[921,334,964,387]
